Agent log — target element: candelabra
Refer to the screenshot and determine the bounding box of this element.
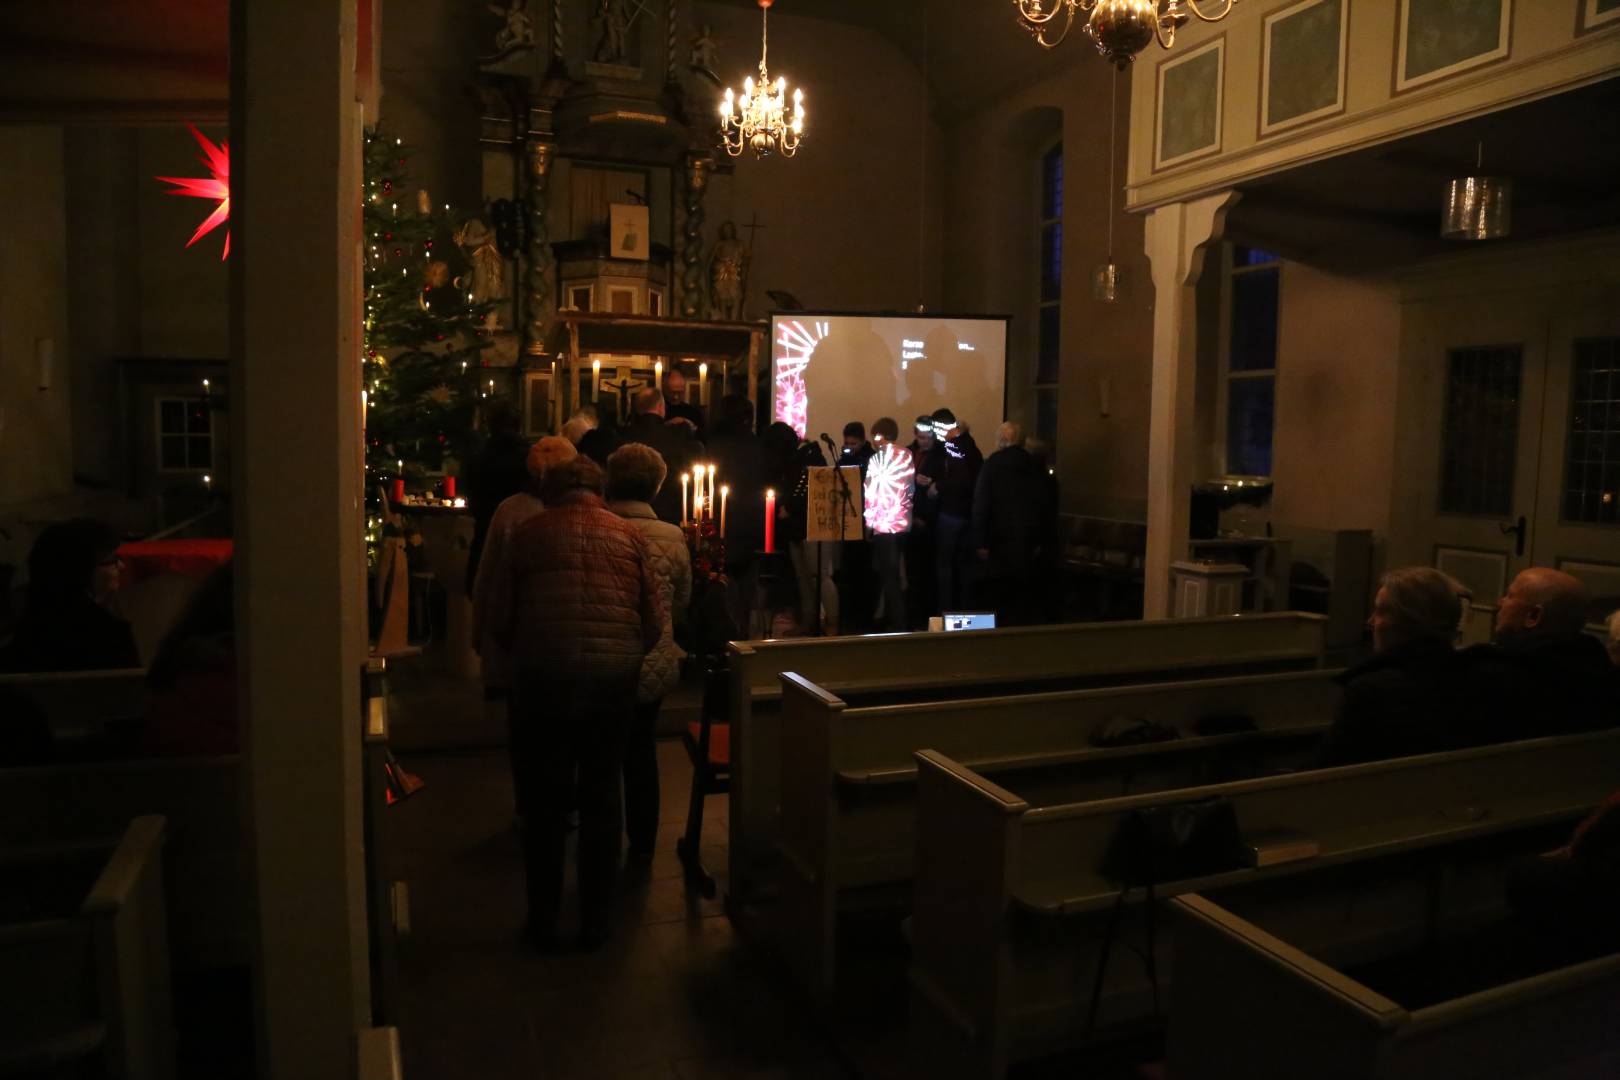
[1013,0,1236,67]
[720,0,805,158]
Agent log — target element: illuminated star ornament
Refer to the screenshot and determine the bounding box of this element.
[156,124,231,259]
[772,318,828,439]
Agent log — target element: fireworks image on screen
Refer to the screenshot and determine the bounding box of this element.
[773,319,829,439]
[863,443,915,535]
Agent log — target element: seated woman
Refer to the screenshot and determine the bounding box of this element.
[1319,566,1471,766]
[0,518,139,673]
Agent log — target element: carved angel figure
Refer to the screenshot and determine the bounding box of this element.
[488,0,536,53]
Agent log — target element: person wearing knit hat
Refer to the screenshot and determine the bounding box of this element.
[472,433,580,818]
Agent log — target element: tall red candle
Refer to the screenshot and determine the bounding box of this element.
[764,489,776,553]
[392,478,405,503]
[444,475,457,499]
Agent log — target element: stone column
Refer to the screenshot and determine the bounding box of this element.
[1141,190,1240,618]
[525,141,556,356]
[679,151,712,319]
[232,0,371,1075]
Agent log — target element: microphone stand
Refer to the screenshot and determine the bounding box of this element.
[819,436,862,637]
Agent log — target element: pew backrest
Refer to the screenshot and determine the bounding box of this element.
[916,729,1620,919]
[0,668,148,740]
[1169,892,1620,1080]
[0,756,246,969]
[728,613,1328,900]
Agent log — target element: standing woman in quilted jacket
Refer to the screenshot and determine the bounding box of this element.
[606,443,693,863]
[490,456,663,949]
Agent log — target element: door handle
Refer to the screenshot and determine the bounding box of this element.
[1499,515,1527,557]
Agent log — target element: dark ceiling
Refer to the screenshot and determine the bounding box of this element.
[1228,76,1620,268]
[709,0,1079,117]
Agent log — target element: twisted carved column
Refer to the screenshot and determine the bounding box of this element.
[525,141,557,355]
[680,151,712,319]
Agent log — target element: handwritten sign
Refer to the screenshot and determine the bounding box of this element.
[805,466,865,542]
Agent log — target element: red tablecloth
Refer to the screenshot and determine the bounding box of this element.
[117,538,234,584]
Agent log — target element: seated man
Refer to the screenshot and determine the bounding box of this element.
[1463,568,1620,741]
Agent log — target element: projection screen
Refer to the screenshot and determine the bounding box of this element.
[770,312,1009,447]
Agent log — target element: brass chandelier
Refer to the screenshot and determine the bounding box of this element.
[1014,0,1238,67]
[720,0,805,158]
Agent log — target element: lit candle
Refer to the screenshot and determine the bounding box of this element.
[361,389,368,426]
[655,359,663,385]
[699,362,708,405]
[764,488,776,553]
[202,474,213,491]
[681,471,690,526]
[592,359,601,401]
[707,464,717,522]
[488,378,495,397]
[202,378,211,395]
[720,484,730,539]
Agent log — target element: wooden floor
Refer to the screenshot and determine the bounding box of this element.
[389,739,854,1080]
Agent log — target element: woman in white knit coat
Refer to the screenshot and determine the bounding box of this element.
[605,442,692,861]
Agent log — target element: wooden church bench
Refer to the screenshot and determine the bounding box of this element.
[725,611,1328,902]
[774,668,1342,999]
[0,667,148,748]
[0,816,173,1080]
[1166,892,1620,1080]
[909,729,1620,1080]
[0,755,247,972]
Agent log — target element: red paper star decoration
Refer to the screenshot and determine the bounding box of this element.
[156,125,231,259]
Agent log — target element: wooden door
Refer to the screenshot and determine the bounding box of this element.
[1405,297,1548,637]
[1530,310,1620,630]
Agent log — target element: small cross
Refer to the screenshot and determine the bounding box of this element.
[741,211,767,250]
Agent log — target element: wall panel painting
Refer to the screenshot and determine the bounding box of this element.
[1577,0,1620,35]
[1260,0,1348,137]
[1155,36,1225,170]
[1396,0,1512,93]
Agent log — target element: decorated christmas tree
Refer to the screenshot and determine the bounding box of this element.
[362,128,497,487]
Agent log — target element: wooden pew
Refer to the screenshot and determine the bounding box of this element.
[1167,892,1620,1080]
[909,730,1620,1080]
[0,816,173,1079]
[0,667,147,745]
[0,756,247,971]
[775,668,1342,999]
[727,612,1328,900]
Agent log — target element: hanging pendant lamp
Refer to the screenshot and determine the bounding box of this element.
[1092,68,1124,302]
[1441,141,1512,241]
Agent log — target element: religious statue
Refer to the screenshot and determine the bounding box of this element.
[593,0,629,64]
[487,0,537,54]
[454,218,507,327]
[708,220,748,322]
[689,24,719,84]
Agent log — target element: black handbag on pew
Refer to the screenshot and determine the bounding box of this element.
[1085,796,1246,1036]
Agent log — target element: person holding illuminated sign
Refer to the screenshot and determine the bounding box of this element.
[865,417,914,631]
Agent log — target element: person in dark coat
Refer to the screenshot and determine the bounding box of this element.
[662,368,706,438]
[621,387,698,525]
[1462,568,1620,742]
[929,408,982,614]
[835,421,875,633]
[0,519,139,674]
[971,422,1057,626]
[707,395,766,634]
[489,457,662,949]
[1318,567,1472,766]
[906,415,947,628]
[462,400,532,591]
